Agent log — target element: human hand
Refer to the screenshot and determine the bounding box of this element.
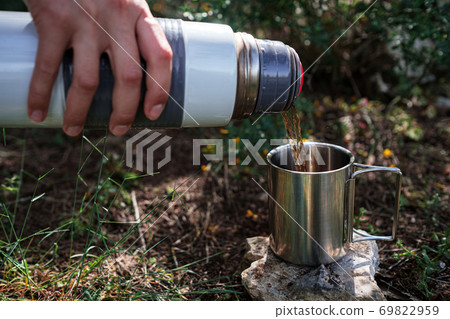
[24,0,173,136]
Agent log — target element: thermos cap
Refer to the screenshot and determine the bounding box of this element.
[232,33,303,119]
[254,39,302,114]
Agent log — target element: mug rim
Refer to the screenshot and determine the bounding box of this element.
[267,142,355,175]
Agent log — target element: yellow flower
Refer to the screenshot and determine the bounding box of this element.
[201,165,209,172]
[263,149,269,156]
[246,209,258,220]
[389,163,395,167]
[383,149,393,158]
[302,138,307,143]
[220,128,229,134]
[233,137,240,144]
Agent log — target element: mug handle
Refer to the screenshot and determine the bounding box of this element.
[345,163,402,243]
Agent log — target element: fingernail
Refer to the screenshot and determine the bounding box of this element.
[30,110,44,123]
[111,125,129,136]
[65,126,82,136]
[148,104,163,120]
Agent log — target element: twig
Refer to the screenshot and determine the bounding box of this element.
[388,257,407,271]
[427,277,450,285]
[131,191,146,250]
[205,241,210,264]
[171,247,179,268]
[173,232,192,246]
[377,278,419,301]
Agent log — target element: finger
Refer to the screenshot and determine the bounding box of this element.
[28,32,68,123]
[108,39,142,136]
[136,16,173,120]
[63,41,100,136]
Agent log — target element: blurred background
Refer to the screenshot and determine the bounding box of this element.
[0,0,448,300]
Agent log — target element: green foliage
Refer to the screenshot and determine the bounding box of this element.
[0,174,19,200]
[419,192,447,228]
[354,207,366,230]
[394,231,450,298]
[1,0,448,98]
[3,0,448,98]
[388,107,424,141]
[354,206,381,235]
[421,193,445,214]
[373,0,449,95]
[166,0,449,98]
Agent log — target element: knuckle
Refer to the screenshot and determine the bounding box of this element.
[110,0,132,11]
[56,10,71,25]
[135,2,150,16]
[146,17,160,28]
[74,74,99,92]
[146,26,173,62]
[46,6,71,25]
[82,1,100,21]
[119,68,142,86]
[157,44,173,62]
[29,3,70,28]
[36,60,58,79]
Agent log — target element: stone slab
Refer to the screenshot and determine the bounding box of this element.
[241,235,385,301]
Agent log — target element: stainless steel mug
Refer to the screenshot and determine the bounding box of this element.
[267,142,402,266]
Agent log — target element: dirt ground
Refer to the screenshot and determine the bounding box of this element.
[0,97,449,300]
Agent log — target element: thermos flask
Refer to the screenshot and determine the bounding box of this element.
[0,11,303,129]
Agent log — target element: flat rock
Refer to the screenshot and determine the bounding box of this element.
[241,234,385,301]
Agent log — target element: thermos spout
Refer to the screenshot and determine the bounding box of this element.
[232,32,302,120]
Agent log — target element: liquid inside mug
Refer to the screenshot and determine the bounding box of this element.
[267,142,402,266]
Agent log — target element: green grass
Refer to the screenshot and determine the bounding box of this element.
[394,231,450,298]
[0,130,240,300]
